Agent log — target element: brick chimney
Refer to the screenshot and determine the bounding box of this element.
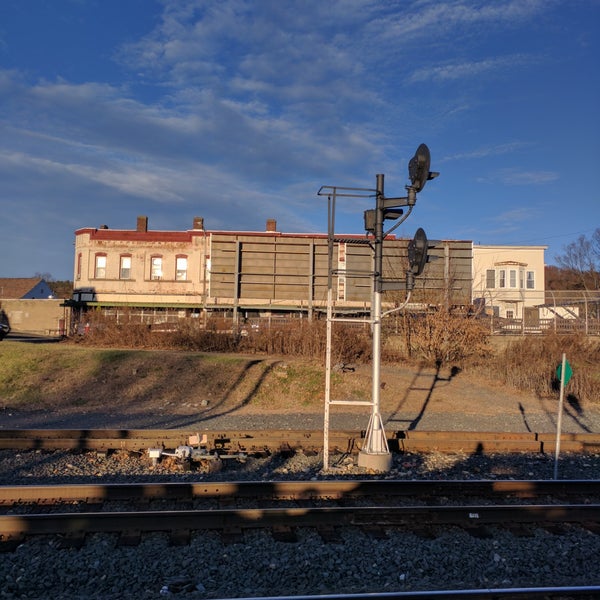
[137,216,148,232]
[266,218,277,232]
[193,216,204,230]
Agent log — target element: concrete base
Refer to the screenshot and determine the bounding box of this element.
[357,450,393,472]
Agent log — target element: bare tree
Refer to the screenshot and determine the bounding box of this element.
[34,272,55,282]
[592,228,600,262]
[555,228,600,290]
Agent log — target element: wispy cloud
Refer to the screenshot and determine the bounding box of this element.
[479,168,560,185]
[374,0,550,41]
[442,142,530,162]
[408,54,535,84]
[491,206,538,224]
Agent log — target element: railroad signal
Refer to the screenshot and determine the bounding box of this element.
[408,143,439,193]
[363,209,375,234]
[408,227,428,276]
[372,145,438,294]
[319,143,440,473]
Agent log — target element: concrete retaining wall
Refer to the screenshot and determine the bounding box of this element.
[0,299,70,336]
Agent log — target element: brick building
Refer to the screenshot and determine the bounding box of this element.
[72,216,472,327]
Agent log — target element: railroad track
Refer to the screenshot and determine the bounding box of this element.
[2,479,599,505]
[1,428,600,454]
[210,586,600,599]
[2,479,599,547]
[2,481,599,598]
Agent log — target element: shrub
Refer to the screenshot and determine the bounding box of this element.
[388,310,490,365]
[493,334,600,403]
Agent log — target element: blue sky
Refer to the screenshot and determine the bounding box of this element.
[1,0,598,281]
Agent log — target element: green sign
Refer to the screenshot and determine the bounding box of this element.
[556,360,573,385]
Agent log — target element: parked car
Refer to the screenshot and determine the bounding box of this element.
[0,322,9,341]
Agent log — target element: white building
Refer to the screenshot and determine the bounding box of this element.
[472,245,546,320]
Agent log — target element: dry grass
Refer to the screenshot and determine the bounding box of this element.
[71,310,599,404]
[476,334,600,404]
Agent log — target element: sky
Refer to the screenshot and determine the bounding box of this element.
[1,0,598,281]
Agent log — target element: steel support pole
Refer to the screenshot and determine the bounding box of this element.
[358,174,392,472]
[323,191,336,471]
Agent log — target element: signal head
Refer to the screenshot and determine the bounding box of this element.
[408,227,428,276]
[408,144,438,192]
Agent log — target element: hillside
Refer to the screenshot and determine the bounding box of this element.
[0,340,548,424]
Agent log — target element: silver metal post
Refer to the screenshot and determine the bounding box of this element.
[357,174,391,471]
[554,353,567,480]
[323,191,336,471]
[324,287,333,471]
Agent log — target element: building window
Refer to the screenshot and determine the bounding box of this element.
[176,256,188,281]
[76,253,82,280]
[526,271,535,289]
[95,254,107,279]
[120,255,132,280]
[506,310,514,319]
[498,269,506,288]
[485,269,495,289]
[519,269,524,289]
[151,256,163,280]
[509,269,517,288]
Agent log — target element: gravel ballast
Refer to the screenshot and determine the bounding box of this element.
[1,447,600,599]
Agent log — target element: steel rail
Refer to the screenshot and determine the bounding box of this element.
[210,585,600,599]
[0,428,350,452]
[1,479,599,506]
[1,429,599,453]
[1,504,599,540]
